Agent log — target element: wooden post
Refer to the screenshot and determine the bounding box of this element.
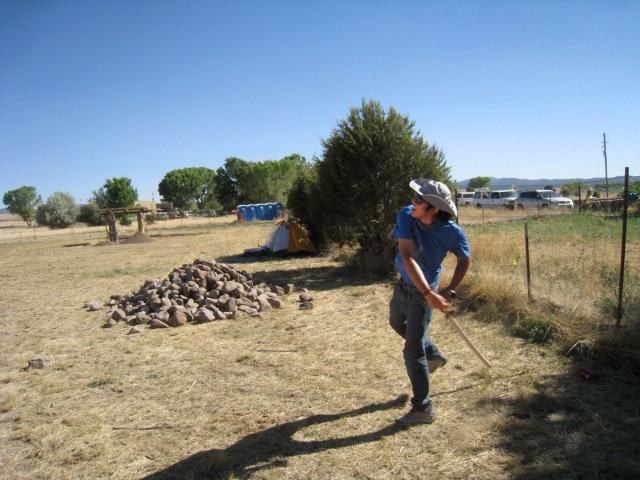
[137,211,145,234]
[109,212,118,243]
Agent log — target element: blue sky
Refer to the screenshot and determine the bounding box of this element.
[1,0,638,205]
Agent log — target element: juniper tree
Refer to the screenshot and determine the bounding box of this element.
[290,99,452,270]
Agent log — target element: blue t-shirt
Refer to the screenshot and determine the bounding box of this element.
[392,205,470,288]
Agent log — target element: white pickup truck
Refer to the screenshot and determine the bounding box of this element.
[473,190,518,209]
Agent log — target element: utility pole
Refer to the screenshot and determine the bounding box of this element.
[602,133,609,198]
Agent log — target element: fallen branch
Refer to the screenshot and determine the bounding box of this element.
[112,424,173,431]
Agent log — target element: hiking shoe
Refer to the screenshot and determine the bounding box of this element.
[428,353,448,374]
[395,408,436,425]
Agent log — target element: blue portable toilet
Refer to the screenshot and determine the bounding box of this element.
[264,203,275,220]
[237,202,285,221]
[237,205,247,221]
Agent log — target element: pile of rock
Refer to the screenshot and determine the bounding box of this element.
[98,258,297,331]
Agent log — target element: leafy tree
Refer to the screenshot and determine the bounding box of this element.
[237,161,267,204]
[158,167,218,210]
[103,177,138,208]
[215,155,310,209]
[262,154,310,203]
[77,202,104,226]
[628,180,640,193]
[2,186,42,226]
[215,157,249,209]
[288,98,451,270]
[467,176,491,190]
[90,187,108,209]
[36,192,79,229]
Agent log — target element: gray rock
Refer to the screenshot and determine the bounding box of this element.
[149,318,169,329]
[103,258,293,332]
[136,312,152,324]
[154,311,169,322]
[103,318,117,328]
[268,297,285,309]
[22,355,55,370]
[221,281,240,295]
[196,309,215,323]
[168,311,188,327]
[223,297,236,313]
[87,301,103,311]
[299,293,314,302]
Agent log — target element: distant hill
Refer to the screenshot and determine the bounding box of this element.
[0,207,10,214]
[458,175,640,190]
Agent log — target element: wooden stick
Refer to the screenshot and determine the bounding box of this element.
[112,424,173,430]
[446,312,492,368]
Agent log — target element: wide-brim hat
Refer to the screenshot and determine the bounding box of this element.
[409,178,458,217]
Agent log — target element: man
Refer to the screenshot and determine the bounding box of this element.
[390,178,471,425]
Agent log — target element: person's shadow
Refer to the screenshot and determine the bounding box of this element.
[143,394,408,479]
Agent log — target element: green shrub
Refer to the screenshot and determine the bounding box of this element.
[145,213,158,224]
[36,192,79,229]
[511,314,557,344]
[119,214,133,226]
[77,202,104,226]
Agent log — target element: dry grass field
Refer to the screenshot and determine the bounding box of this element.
[1,212,639,479]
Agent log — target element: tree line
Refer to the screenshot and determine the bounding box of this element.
[3,155,311,229]
[5,99,463,271]
[5,98,639,271]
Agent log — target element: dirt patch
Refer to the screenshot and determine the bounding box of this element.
[122,232,156,244]
[94,240,117,247]
[93,232,156,246]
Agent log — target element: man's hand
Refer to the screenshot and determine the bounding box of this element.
[439,288,457,300]
[424,290,452,312]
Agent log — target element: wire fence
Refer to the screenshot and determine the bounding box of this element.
[460,202,639,329]
[0,214,239,245]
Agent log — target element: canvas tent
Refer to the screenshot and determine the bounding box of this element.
[244,220,317,257]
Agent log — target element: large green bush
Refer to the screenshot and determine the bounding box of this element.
[77,202,104,226]
[288,99,452,271]
[36,192,79,229]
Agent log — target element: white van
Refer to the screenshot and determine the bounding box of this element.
[457,192,474,207]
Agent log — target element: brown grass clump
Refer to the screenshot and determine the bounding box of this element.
[1,213,640,479]
[462,213,640,371]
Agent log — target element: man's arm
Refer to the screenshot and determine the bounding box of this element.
[441,257,471,298]
[397,237,451,312]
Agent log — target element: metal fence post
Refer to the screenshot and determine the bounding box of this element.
[616,167,630,328]
[525,222,532,302]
